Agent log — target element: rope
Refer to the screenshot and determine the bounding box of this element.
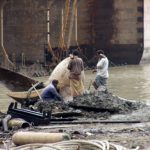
[74,2,82,51]
[65,0,82,52]
[11,143,62,150]
[67,0,77,50]
[10,140,140,150]
[58,0,70,51]
[47,0,81,62]
[0,1,15,68]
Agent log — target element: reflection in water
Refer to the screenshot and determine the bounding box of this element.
[0,64,150,112]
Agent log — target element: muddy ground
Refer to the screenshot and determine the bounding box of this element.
[0,91,150,149]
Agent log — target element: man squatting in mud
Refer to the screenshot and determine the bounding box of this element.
[92,50,109,92]
[67,50,85,97]
[41,79,63,102]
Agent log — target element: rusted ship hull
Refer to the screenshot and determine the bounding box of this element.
[104,44,143,65]
[1,0,144,65]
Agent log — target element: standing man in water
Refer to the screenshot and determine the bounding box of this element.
[92,50,109,92]
[67,50,85,97]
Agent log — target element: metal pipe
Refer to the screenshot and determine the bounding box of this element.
[12,132,71,146]
[8,118,30,129]
[2,114,11,132]
[50,120,141,125]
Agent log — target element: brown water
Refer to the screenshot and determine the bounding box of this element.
[0,64,150,112]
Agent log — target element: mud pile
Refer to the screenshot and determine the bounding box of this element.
[34,91,147,120]
[71,91,145,114]
[69,91,147,119]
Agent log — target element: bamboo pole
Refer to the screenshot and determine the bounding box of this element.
[31,83,43,101]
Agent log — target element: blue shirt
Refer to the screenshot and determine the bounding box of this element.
[41,83,62,101]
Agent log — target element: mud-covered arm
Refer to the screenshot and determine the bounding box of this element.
[52,88,63,101]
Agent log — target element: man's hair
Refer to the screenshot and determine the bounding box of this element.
[97,50,104,55]
[73,50,79,56]
[52,79,59,85]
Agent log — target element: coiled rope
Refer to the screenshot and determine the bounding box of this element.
[10,139,140,150]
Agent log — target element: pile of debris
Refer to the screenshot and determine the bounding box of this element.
[71,91,145,113]
[33,91,147,120]
[0,92,149,123]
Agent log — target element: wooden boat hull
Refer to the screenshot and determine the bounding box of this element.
[0,67,37,91]
[7,89,43,104]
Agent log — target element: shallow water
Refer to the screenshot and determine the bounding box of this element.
[0,63,150,112]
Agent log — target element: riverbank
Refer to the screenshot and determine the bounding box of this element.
[0,91,150,149]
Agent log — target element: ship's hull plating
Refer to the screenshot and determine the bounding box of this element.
[1,0,144,65]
